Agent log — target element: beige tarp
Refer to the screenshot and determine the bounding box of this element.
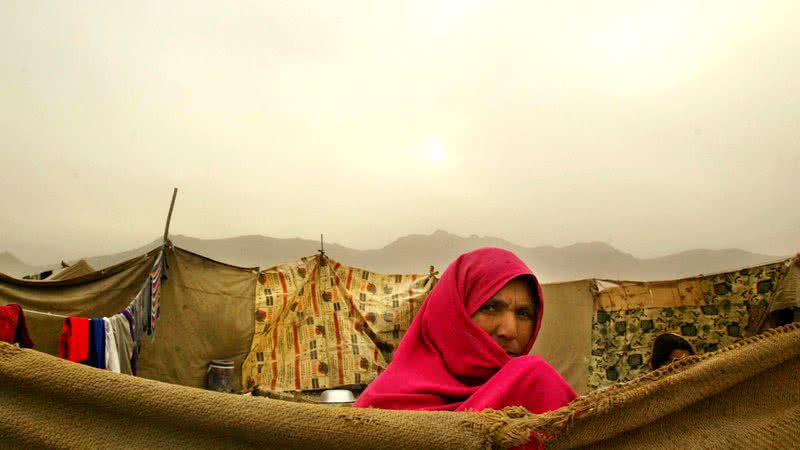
[0,250,158,357]
[1,323,798,449]
[0,246,258,390]
[532,280,595,395]
[47,259,95,281]
[137,247,257,389]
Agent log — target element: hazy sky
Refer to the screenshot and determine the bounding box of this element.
[2,1,799,264]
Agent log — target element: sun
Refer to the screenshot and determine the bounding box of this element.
[426,138,448,163]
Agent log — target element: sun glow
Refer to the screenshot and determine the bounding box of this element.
[425,138,448,163]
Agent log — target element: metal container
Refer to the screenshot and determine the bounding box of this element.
[207,359,235,393]
[318,389,355,405]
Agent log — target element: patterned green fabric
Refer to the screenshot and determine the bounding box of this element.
[589,261,788,390]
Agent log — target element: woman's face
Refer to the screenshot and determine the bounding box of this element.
[471,277,536,356]
[668,348,691,363]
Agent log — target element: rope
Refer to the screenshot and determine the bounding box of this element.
[18,308,69,319]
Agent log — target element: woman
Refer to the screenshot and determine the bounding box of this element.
[355,247,576,414]
[650,333,696,370]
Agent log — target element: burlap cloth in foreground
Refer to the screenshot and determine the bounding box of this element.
[1,323,798,449]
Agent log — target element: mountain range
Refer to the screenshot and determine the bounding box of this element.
[0,231,787,282]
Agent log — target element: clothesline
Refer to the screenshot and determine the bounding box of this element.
[19,308,70,319]
[39,249,165,375]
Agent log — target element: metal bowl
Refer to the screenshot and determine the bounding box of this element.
[319,389,355,404]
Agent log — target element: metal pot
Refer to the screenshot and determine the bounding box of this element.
[318,389,355,405]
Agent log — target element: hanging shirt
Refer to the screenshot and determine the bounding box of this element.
[59,317,89,363]
[142,279,152,336]
[149,254,163,337]
[110,314,134,375]
[104,317,120,373]
[120,309,134,340]
[87,319,106,369]
[129,291,144,343]
[121,309,137,375]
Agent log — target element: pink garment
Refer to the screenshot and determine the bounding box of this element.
[355,247,576,415]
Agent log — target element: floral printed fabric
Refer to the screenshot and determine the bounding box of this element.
[589,260,790,390]
[242,255,436,392]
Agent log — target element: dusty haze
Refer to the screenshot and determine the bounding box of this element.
[1,1,799,265]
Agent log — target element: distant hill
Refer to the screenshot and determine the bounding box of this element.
[0,231,788,282]
[0,251,59,278]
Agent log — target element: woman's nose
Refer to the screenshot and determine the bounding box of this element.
[495,313,518,340]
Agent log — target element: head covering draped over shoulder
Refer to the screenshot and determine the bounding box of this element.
[355,248,576,413]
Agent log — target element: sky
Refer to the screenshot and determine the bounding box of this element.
[1,0,799,264]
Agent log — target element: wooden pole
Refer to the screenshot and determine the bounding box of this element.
[318,234,327,266]
[162,188,178,245]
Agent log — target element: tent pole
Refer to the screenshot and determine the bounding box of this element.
[162,188,178,245]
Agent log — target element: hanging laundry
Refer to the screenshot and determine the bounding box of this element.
[0,303,34,348]
[110,314,134,375]
[121,309,138,375]
[87,318,106,369]
[142,276,152,336]
[104,317,120,373]
[0,305,22,344]
[149,253,163,338]
[52,249,166,372]
[121,308,135,345]
[22,270,53,280]
[120,309,134,340]
[59,317,90,362]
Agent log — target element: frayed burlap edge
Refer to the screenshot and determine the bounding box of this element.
[459,322,800,449]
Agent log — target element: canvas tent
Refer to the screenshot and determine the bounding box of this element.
[531,280,596,395]
[0,247,259,389]
[0,250,159,358]
[47,259,95,281]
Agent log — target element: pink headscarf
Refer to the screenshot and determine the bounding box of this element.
[355,247,576,414]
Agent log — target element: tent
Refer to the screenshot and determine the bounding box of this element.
[587,258,792,389]
[47,259,95,281]
[1,245,797,395]
[0,247,258,388]
[531,280,596,395]
[243,254,436,392]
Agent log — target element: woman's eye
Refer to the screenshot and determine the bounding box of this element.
[517,309,532,318]
[479,304,496,312]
